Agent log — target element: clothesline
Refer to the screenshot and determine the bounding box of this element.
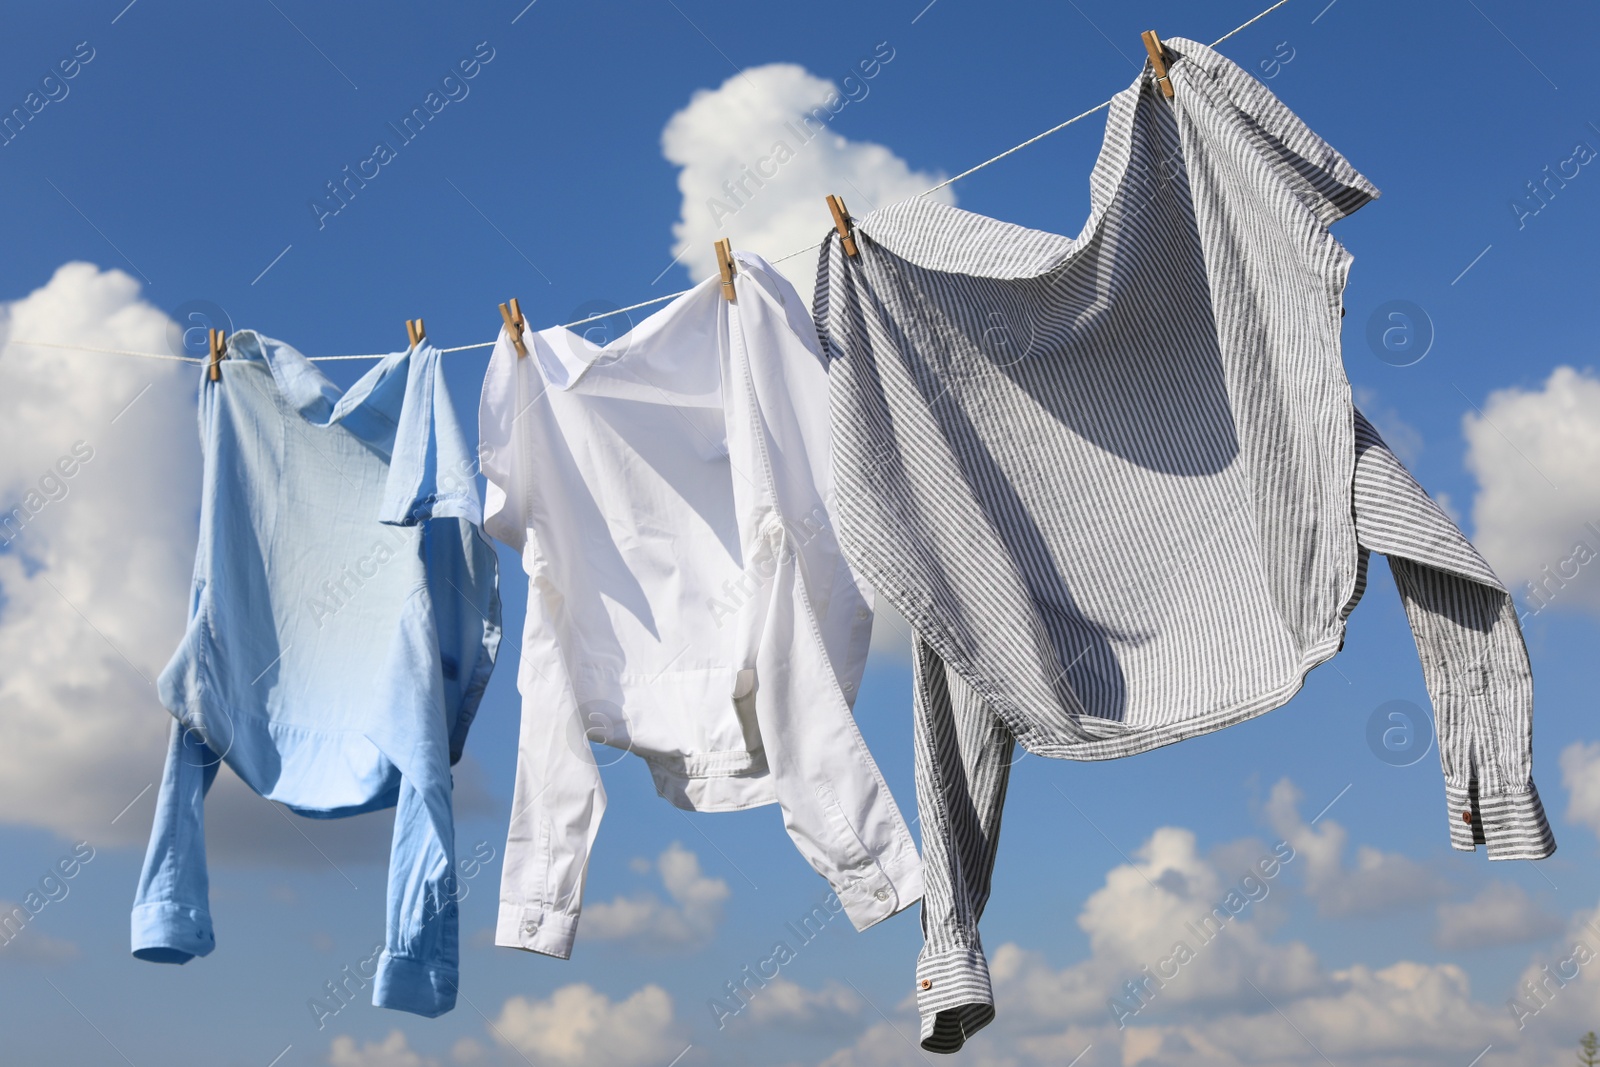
[6,0,1292,367]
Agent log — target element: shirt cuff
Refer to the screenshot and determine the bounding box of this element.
[495,902,580,958]
[131,901,215,963]
[916,942,996,1054]
[1446,780,1556,860]
[372,951,458,1017]
[837,845,925,932]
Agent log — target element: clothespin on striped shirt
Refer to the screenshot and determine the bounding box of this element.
[406,318,425,347]
[1142,30,1174,99]
[498,298,529,357]
[714,238,737,302]
[826,195,858,258]
[207,328,226,382]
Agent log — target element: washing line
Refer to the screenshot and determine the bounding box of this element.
[7,0,1293,367]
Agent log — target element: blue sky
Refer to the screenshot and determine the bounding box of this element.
[2,1,1599,1065]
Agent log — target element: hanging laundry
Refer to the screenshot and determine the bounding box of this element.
[813,37,1554,1053]
[131,332,501,1019]
[478,250,921,961]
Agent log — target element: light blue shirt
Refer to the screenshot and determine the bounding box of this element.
[131,331,501,1018]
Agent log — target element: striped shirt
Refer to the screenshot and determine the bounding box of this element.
[813,36,1554,1053]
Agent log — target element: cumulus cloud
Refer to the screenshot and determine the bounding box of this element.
[448,1037,485,1063]
[661,60,954,305]
[1504,899,1600,1048]
[1152,960,1501,1065]
[491,982,685,1067]
[985,825,1322,1031]
[743,977,863,1030]
[0,262,198,845]
[806,820,1600,1067]
[1560,740,1600,844]
[1434,882,1564,950]
[1464,365,1600,615]
[328,1030,437,1067]
[1266,778,1447,917]
[804,792,1600,1067]
[584,841,729,948]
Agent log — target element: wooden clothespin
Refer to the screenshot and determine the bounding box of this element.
[406,318,426,346]
[825,194,858,258]
[207,328,226,382]
[714,238,737,302]
[498,297,529,357]
[1142,30,1174,99]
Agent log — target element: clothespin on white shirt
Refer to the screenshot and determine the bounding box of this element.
[1142,30,1174,99]
[207,328,226,382]
[498,298,529,357]
[714,238,737,302]
[826,195,858,258]
[406,319,426,347]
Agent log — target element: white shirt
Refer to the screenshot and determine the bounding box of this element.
[480,251,922,958]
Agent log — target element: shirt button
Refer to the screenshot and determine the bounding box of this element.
[874,888,890,902]
[1461,811,1473,824]
[522,920,538,935]
[919,979,932,990]
[843,681,856,693]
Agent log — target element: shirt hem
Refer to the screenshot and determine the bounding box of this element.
[1021,631,1347,762]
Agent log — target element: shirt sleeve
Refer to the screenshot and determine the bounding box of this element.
[380,342,484,528]
[477,328,530,554]
[131,719,219,963]
[1351,411,1555,860]
[478,326,606,960]
[492,602,607,960]
[1169,35,1380,227]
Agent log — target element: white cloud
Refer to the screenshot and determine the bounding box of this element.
[328,1030,437,1067]
[744,977,863,1030]
[1560,740,1600,844]
[0,263,198,845]
[1435,882,1563,950]
[448,1037,485,1064]
[1464,365,1600,615]
[1504,900,1600,1050]
[985,825,1322,1030]
[1266,778,1446,917]
[1162,960,1501,1065]
[800,788,1600,1067]
[491,982,685,1067]
[661,61,954,305]
[805,822,1600,1067]
[584,841,729,948]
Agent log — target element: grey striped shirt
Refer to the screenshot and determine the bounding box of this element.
[813,36,1554,1053]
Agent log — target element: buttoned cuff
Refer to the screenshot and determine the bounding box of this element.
[916,942,996,1054]
[837,846,925,932]
[371,951,457,1017]
[131,901,215,964]
[495,903,580,958]
[1445,780,1556,860]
